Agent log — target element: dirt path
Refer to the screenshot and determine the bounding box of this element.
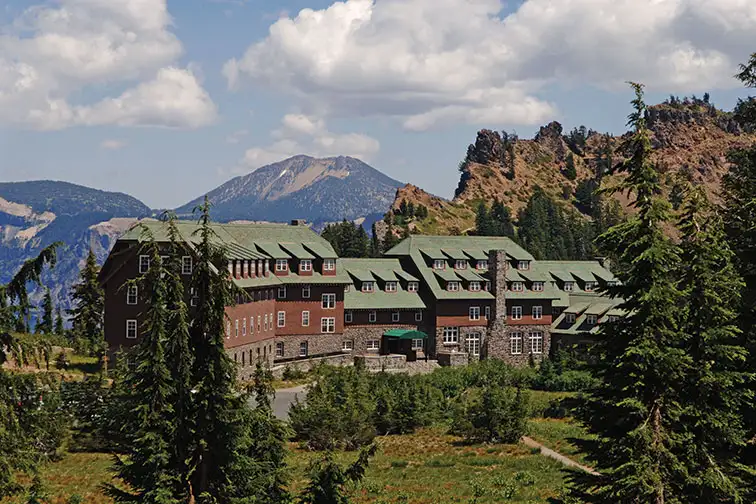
[521,436,599,475]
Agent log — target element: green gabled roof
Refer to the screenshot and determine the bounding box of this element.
[255,242,291,259]
[506,270,527,282]
[338,258,405,283]
[537,260,617,285]
[606,307,626,317]
[234,276,282,288]
[564,301,590,314]
[505,284,563,300]
[584,303,613,316]
[419,248,445,260]
[463,248,488,260]
[384,329,427,339]
[395,270,419,282]
[303,242,336,259]
[441,248,467,260]
[385,235,534,261]
[277,272,352,285]
[373,270,399,282]
[279,242,315,259]
[455,269,487,282]
[344,290,426,310]
[433,269,460,282]
[553,292,570,308]
[225,242,267,260]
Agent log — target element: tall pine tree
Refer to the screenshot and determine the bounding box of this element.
[569,83,687,503]
[36,289,54,335]
[68,249,104,349]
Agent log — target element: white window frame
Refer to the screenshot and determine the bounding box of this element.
[299,341,308,357]
[369,311,377,323]
[126,319,138,339]
[392,311,400,322]
[302,285,311,298]
[469,281,481,292]
[511,282,524,292]
[518,260,530,271]
[300,259,313,272]
[442,326,459,344]
[126,284,138,305]
[465,333,481,356]
[264,314,268,332]
[533,282,544,292]
[476,260,488,270]
[484,306,491,320]
[407,282,418,292]
[278,286,287,299]
[322,293,336,309]
[190,287,199,307]
[566,313,576,324]
[275,259,288,272]
[235,262,241,278]
[249,316,254,335]
[302,310,310,327]
[242,318,247,336]
[586,314,598,325]
[529,331,544,354]
[455,260,467,270]
[342,340,353,351]
[321,317,336,333]
[415,311,423,322]
[532,305,543,320]
[564,281,574,292]
[139,255,150,274]
[345,311,353,323]
[511,306,523,320]
[226,321,231,339]
[385,281,397,292]
[608,315,619,323]
[242,261,249,278]
[278,311,286,328]
[257,315,261,332]
[362,281,374,293]
[323,259,336,271]
[510,331,523,355]
[182,256,193,275]
[366,340,380,351]
[584,281,596,292]
[433,259,445,270]
[447,281,460,292]
[411,339,424,350]
[469,306,481,321]
[276,342,284,357]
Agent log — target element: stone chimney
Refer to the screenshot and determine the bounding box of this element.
[290,219,307,226]
[489,250,508,321]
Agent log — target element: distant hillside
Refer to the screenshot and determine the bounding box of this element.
[0,181,151,316]
[384,97,756,236]
[176,155,402,226]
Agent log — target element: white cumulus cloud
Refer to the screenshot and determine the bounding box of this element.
[0,0,217,130]
[224,0,756,131]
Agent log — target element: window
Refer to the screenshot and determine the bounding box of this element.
[407,282,418,292]
[242,352,246,367]
[264,314,268,331]
[249,316,254,335]
[344,285,351,292]
[411,339,424,350]
[302,285,311,298]
[510,331,523,354]
[126,284,138,305]
[586,314,597,325]
[529,331,544,354]
[566,313,576,324]
[465,333,481,356]
[511,282,523,292]
[190,287,199,307]
[299,341,308,357]
[369,311,376,323]
[584,281,596,292]
[278,311,286,328]
[235,319,239,338]
[469,306,480,321]
[278,286,287,299]
[484,281,491,292]
[447,281,460,292]
[469,281,481,292]
[321,317,336,333]
[433,259,445,270]
[511,306,523,320]
[323,259,336,271]
[532,305,543,320]
[300,259,312,272]
[564,281,574,292]
[243,318,247,336]
[455,260,467,270]
[243,261,249,277]
[322,293,336,309]
[257,315,261,332]
[276,342,284,357]
[392,311,400,322]
[518,260,530,270]
[302,311,310,327]
[139,255,150,273]
[476,260,488,270]
[532,282,544,292]
[345,311,353,323]
[235,262,241,278]
[275,259,288,272]
[264,261,269,275]
[226,321,231,339]
[362,281,374,293]
[484,306,490,320]
[342,340,353,351]
[442,327,459,344]
[126,319,138,339]
[608,315,620,323]
[228,261,234,276]
[385,282,397,292]
[182,256,193,275]
[367,340,380,351]
[415,311,423,322]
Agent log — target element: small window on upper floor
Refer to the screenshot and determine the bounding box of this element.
[584,281,597,292]
[385,281,397,292]
[469,281,481,292]
[532,282,544,292]
[447,281,460,292]
[564,281,574,292]
[323,259,336,271]
[302,285,311,298]
[586,314,597,324]
[300,259,313,272]
[455,260,467,270]
[275,259,288,272]
[182,256,193,275]
[607,315,620,323]
[433,259,445,270]
[518,260,530,270]
[565,313,576,324]
[510,282,524,292]
[139,255,150,274]
[362,281,374,293]
[476,260,488,270]
[407,282,418,292]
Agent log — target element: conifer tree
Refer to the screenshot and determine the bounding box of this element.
[569,83,687,503]
[68,249,104,349]
[297,445,376,504]
[370,222,381,257]
[565,153,577,180]
[54,308,64,335]
[1,244,59,334]
[474,202,493,236]
[490,199,515,238]
[36,289,54,334]
[675,186,754,501]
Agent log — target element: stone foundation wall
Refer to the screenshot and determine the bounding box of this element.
[270,353,353,378]
[486,324,552,366]
[437,351,469,367]
[355,354,407,371]
[344,325,429,355]
[434,325,487,358]
[227,339,276,381]
[273,332,343,361]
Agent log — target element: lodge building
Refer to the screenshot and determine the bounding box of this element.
[99,220,621,373]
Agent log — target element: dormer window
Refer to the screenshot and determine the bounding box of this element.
[469,281,481,292]
[362,281,374,293]
[323,259,336,271]
[586,314,597,324]
[607,281,618,287]
[511,282,524,292]
[433,259,446,270]
[407,282,418,292]
[476,260,488,270]
[447,281,460,292]
[608,315,619,323]
[566,313,576,324]
[484,281,491,292]
[275,259,288,272]
[455,260,467,270]
[139,255,150,274]
[385,281,397,292]
[518,260,530,271]
[234,262,241,278]
[300,259,312,272]
[182,256,193,275]
[564,281,574,292]
[584,281,596,292]
[242,261,249,277]
[532,282,544,292]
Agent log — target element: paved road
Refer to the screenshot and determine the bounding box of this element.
[273,385,307,420]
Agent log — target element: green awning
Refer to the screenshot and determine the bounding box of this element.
[383,329,427,340]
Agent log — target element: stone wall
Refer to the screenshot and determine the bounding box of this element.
[228,339,276,381]
[437,350,469,367]
[270,353,354,379]
[355,354,407,371]
[344,325,430,355]
[434,325,487,357]
[486,324,552,366]
[273,332,343,361]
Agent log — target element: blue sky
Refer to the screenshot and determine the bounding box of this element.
[1,0,754,209]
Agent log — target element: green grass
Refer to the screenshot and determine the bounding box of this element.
[528,418,595,466]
